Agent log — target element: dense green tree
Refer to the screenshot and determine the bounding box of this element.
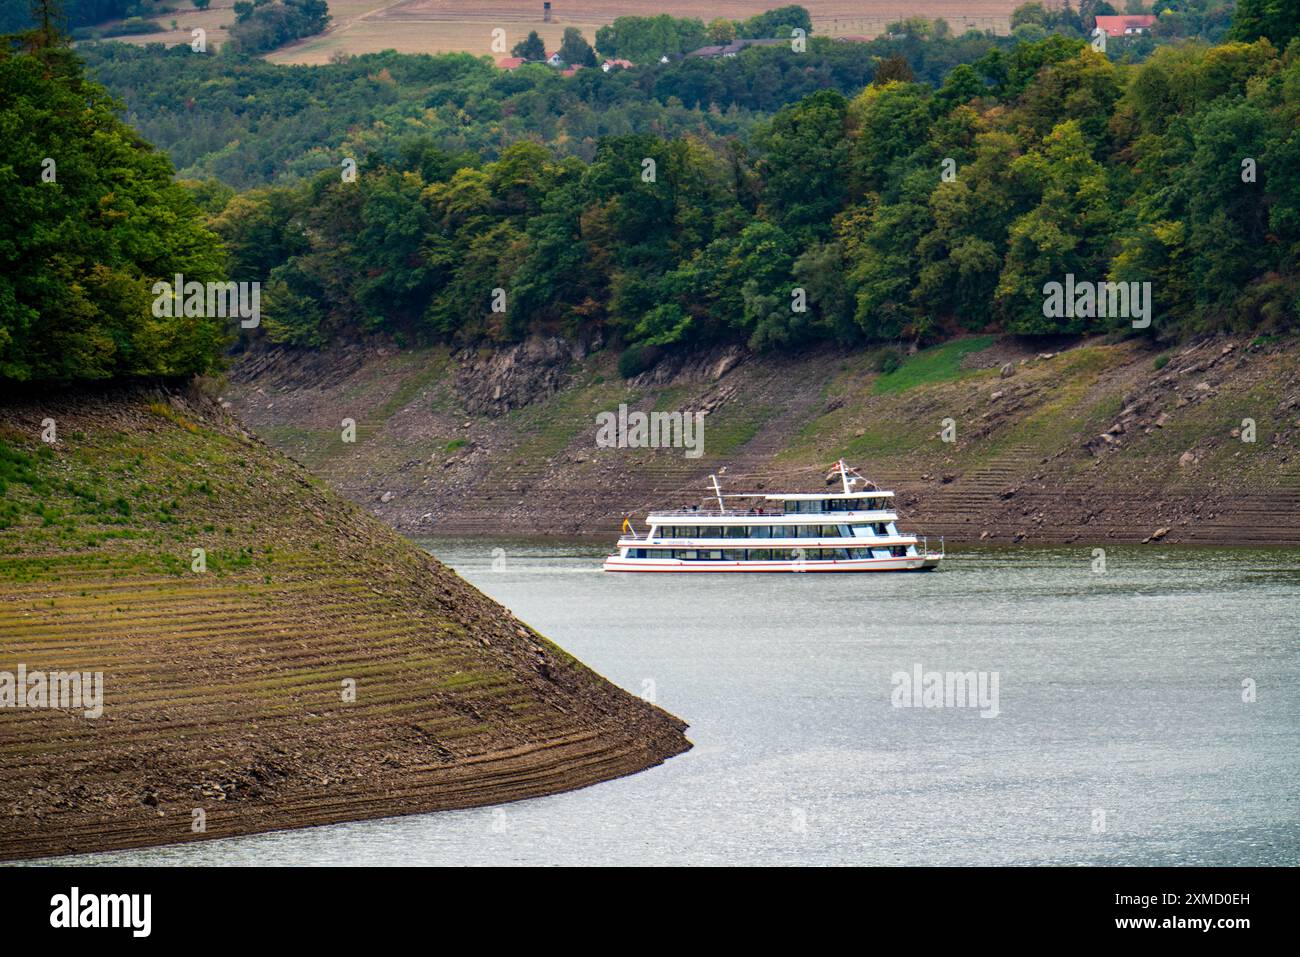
[0,37,228,383]
[558,27,597,68]
[753,90,850,242]
[595,14,707,62]
[737,5,812,39]
[513,30,545,61]
[1229,0,1300,48]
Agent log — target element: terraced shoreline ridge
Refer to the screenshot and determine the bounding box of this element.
[225,335,1300,546]
[0,386,690,862]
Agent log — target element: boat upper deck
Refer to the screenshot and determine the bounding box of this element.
[650,491,898,521]
[647,509,898,523]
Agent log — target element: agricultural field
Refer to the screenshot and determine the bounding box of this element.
[96,0,1016,64]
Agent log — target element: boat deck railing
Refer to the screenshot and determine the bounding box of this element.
[647,508,899,518]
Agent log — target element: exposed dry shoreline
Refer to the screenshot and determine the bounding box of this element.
[0,388,689,862]
[225,334,1300,547]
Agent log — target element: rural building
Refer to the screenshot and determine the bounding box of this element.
[601,58,634,72]
[1094,15,1157,37]
[496,57,527,70]
[686,38,786,59]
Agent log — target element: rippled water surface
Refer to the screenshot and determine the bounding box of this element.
[46,544,1300,866]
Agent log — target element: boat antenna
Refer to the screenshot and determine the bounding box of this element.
[708,473,726,513]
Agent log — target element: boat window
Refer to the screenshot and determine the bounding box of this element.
[751,526,770,539]
[722,549,744,561]
[673,550,697,560]
[726,526,747,538]
[704,550,723,560]
[821,525,840,537]
[749,549,771,561]
[699,527,722,538]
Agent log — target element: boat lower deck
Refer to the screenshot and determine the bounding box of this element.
[602,555,943,573]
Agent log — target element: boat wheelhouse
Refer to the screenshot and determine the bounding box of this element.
[603,460,943,573]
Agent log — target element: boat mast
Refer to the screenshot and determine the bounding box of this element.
[708,474,725,513]
[838,458,851,495]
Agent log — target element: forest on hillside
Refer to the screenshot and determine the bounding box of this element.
[2,3,1298,385]
[204,26,1300,364]
[80,31,1009,188]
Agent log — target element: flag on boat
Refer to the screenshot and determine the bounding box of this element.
[622,517,632,535]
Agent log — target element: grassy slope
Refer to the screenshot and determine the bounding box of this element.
[223,334,1300,545]
[0,385,688,861]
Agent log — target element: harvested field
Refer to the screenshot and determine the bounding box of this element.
[0,386,689,861]
[271,1,1015,64]
[96,0,1016,64]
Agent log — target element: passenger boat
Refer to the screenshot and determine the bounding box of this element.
[603,460,944,572]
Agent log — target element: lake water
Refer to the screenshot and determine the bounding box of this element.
[39,543,1300,866]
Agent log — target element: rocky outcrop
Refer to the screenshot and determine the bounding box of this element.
[455,336,586,417]
[223,334,1300,547]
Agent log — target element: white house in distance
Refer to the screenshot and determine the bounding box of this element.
[1094,14,1157,37]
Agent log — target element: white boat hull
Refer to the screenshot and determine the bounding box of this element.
[603,554,943,573]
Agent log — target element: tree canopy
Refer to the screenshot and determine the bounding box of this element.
[0,38,228,383]
[205,35,1299,362]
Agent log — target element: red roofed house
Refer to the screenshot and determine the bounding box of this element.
[1094,14,1157,37]
[601,58,634,72]
[496,57,527,70]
